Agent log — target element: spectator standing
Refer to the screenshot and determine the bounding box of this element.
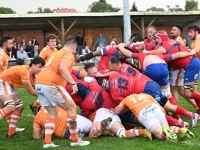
[110,36,117,46]
[12,36,18,46]
[32,36,39,47]
[12,42,18,59]
[33,45,40,57]
[95,43,103,61]
[83,30,93,49]
[21,41,26,50]
[94,32,106,50]
[25,40,34,58]
[76,32,84,54]
[17,46,28,65]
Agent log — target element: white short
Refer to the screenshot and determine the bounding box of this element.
[0,79,17,95]
[35,84,72,106]
[93,108,121,130]
[77,115,92,137]
[170,69,185,86]
[138,104,166,130]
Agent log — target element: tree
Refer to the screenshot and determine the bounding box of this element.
[26,7,53,14]
[185,0,199,11]
[88,0,113,12]
[130,2,138,11]
[146,6,156,11]
[0,7,15,14]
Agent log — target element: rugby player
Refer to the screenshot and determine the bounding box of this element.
[35,38,90,148]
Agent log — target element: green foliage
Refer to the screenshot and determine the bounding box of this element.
[185,0,199,11]
[0,7,15,14]
[26,7,53,14]
[88,0,120,12]
[130,2,138,11]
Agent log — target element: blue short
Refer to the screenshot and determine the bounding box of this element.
[184,57,200,83]
[143,63,169,86]
[143,81,167,106]
[119,110,135,124]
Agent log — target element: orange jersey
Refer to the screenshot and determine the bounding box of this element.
[194,34,200,59]
[72,66,84,71]
[88,110,97,122]
[120,94,157,117]
[33,107,67,138]
[176,37,185,46]
[36,48,74,87]
[0,65,34,88]
[39,46,58,63]
[0,49,8,71]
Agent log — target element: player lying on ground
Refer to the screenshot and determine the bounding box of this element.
[114,94,194,140]
[33,106,92,140]
[89,108,152,140]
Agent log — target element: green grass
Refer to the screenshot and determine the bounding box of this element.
[1,88,200,150]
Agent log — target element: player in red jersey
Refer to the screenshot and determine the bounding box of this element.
[108,57,151,81]
[66,69,117,117]
[144,25,157,51]
[117,39,195,110]
[147,30,200,113]
[75,46,126,75]
[97,72,198,129]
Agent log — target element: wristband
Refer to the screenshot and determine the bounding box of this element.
[72,82,77,86]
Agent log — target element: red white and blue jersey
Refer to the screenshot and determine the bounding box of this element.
[108,72,147,102]
[127,44,138,52]
[162,40,193,69]
[119,63,151,81]
[98,47,118,71]
[144,39,154,50]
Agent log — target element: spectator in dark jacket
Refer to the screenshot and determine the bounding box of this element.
[25,40,34,58]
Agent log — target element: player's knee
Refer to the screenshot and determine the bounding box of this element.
[161,88,171,97]
[183,85,193,98]
[4,100,16,112]
[117,128,126,138]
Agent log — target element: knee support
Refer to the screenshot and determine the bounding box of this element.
[161,88,171,97]
[4,100,15,106]
[117,128,126,138]
[15,100,23,108]
[183,85,193,91]
[194,81,198,86]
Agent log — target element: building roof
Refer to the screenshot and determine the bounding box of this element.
[149,8,165,12]
[0,11,199,31]
[53,8,77,13]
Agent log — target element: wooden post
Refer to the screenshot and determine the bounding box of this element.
[131,19,142,32]
[145,18,156,32]
[141,17,145,38]
[61,19,65,46]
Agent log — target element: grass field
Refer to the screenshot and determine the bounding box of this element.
[0,88,200,150]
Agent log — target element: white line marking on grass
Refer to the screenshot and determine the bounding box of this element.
[22,114,34,118]
[184,141,200,147]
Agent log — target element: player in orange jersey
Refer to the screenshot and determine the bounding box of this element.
[89,108,152,140]
[0,36,12,72]
[114,94,177,140]
[33,106,92,140]
[35,38,90,148]
[30,34,58,113]
[0,57,45,138]
[39,34,58,62]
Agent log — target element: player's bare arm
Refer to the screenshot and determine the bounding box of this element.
[145,46,166,54]
[114,104,124,115]
[118,43,133,58]
[59,60,78,95]
[22,81,37,96]
[171,50,196,60]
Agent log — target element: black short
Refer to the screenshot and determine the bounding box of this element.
[159,97,168,107]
